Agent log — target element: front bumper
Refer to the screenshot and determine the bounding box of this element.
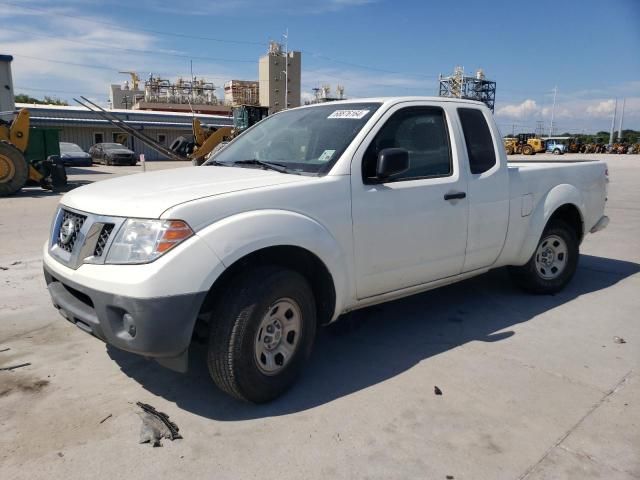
[44,264,206,372]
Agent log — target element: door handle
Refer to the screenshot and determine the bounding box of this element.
[444,191,466,201]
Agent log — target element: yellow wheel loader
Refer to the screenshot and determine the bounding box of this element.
[0,108,66,196]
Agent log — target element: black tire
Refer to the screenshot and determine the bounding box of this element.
[553,148,561,155]
[522,145,534,155]
[509,220,579,294]
[0,140,29,196]
[207,267,317,403]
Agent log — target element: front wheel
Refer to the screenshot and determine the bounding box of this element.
[207,267,317,403]
[553,148,561,155]
[509,221,579,294]
[522,145,534,155]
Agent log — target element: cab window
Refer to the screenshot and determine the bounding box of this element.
[362,107,452,182]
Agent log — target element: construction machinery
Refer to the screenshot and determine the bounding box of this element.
[503,133,547,155]
[1,54,67,196]
[0,108,67,196]
[75,97,268,166]
[503,134,546,155]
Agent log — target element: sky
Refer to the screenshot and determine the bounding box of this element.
[1,0,638,134]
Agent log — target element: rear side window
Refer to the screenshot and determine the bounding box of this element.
[458,108,496,174]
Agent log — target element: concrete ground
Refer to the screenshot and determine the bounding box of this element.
[1,155,638,479]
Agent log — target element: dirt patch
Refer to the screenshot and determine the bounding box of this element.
[0,376,50,397]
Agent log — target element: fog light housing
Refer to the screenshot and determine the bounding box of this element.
[123,313,136,337]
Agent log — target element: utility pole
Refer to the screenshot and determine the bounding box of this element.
[283,28,288,110]
[548,86,557,138]
[609,98,617,145]
[617,97,625,141]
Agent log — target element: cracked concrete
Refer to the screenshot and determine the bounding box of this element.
[0,155,638,479]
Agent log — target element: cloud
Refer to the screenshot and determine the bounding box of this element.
[301,67,431,99]
[110,0,377,16]
[496,99,539,118]
[0,5,247,105]
[586,99,616,117]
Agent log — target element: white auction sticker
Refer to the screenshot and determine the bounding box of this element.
[328,109,370,119]
[318,149,335,162]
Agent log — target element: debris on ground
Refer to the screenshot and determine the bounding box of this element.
[613,336,626,344]
[99,414,112,424]
[0,362,31,371]
[0,348,10,353]
[446,476,455,479]
[137,402,182,447]
[10,261,22,266]
[434,386,443,396]
[0,266,8,271]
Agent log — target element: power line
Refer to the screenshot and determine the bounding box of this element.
[0,0,267,46]
[3,27,257,64]
[12,54,232,81]
[15,85,106,96]
[1,1,436,80]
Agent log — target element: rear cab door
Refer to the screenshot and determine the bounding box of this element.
[455,106,509,272]
[350,100,470,299]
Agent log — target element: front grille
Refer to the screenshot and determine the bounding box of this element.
[56,210,86,252]
[93,224,114,257]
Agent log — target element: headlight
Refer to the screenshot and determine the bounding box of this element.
[105,219,193,264]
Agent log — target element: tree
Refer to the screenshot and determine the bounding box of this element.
[14,94,68,106]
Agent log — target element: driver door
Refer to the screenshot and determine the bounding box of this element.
[350,103,469,299]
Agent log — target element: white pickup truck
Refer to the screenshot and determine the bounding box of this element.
[44,97,609,402]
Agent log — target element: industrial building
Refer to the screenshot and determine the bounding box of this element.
[259,41,302,112]
[109,73,231,115]
[20,103,233,160]
[224,80,260,106]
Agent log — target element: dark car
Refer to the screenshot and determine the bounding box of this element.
[88,143,138,166]
[59,142,92,167]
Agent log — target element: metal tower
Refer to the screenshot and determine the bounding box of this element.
[438,67,497,112]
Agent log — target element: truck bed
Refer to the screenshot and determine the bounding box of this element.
[507,159,607,233]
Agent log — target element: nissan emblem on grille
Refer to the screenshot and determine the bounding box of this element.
[59,218,75,245]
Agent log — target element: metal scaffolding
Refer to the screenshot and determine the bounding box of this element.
[438,67,497,112]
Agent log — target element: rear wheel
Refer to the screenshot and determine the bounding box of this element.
[0,140,28,196]
[207,267,317,403]
[509,220,579,294]
[505,145,514,155]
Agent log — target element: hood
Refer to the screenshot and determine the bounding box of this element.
[61,152,90,158]
[105,149,134,155]
[60,165,309,218]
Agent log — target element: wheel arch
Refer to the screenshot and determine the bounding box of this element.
[515,184,585,265]
[191,209,350,341]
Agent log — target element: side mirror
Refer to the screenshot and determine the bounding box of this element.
[376,148,409,181]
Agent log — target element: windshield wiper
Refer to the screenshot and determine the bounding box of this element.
[232,159,290,173]
[203,159,231,167]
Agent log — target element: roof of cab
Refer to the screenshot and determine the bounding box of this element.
[299,96,487,108]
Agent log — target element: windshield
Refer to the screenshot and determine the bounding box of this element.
[207,102,381,175]
[60,143,84,153]
[102,143,127,150]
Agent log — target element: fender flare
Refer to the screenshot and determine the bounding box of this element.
[196,209,350,318]
[515,184,585,264]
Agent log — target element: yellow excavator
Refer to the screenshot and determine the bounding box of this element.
[0,108,66,196]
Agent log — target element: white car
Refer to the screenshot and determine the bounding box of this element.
[43,97,609,402]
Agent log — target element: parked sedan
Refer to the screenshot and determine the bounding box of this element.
[59,142,92,167]
[88,143,138,166]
